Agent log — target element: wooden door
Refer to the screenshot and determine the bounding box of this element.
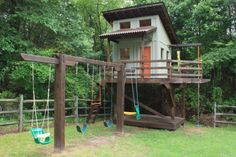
[140,47,151,78]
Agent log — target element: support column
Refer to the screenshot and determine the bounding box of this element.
[181,84,186,119]
[116,65,125,133]
[165,84,176,120]
[107,40,111,62]
[54,54,66,152]
[141,36,145,78]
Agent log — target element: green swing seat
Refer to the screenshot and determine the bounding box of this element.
[104,119,113,128]
[31,128,51,145]
[76,123,88,134]
[134,103,141,120]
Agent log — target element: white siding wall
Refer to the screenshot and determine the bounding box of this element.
[112,15,171,78]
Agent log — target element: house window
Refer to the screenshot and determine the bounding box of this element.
[120,48,130,60]
[139,19,151,27]
[167,51,170,59]
[120,21,130,29]
[161,48,164,60]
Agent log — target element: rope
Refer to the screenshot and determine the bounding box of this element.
[41,65,52,133]
[31,63,39,128]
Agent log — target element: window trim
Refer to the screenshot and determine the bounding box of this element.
[120,48,130,60]
[139,19,151,27]
[161,48,164,60]
[120,21,131,29]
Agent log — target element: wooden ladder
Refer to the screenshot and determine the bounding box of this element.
[87,83,102,124]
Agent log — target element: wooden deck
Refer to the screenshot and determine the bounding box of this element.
[107,78,210,84]
[124,114,185,130]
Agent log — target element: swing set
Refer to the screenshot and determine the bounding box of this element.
[21,53,126,152]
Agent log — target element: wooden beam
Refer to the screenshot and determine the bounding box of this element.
[115,65,125,133]
[21,53,58,64]
[20,53,75,66]
[169,43,202,47]
[54,54,66,152]
[125,95,165,118]
[64,54,123,68]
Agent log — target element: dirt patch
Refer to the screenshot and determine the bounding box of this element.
[184,127,205,135]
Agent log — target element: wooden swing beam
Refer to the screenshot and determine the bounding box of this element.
[20,53,125,152]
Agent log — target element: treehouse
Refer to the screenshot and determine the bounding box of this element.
[100,2,210,130]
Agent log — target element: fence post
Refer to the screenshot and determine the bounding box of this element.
[18,94,24,132]
[74,96,78,123]
[214,102,216,128]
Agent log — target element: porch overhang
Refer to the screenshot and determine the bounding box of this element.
[99,26,156,42]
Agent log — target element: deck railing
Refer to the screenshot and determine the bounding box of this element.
[114,59,202,79]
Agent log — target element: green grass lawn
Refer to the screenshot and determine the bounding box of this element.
[0,121,236,157]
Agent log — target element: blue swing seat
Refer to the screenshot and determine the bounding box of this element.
[104,119,113,128]
[76,123,88,134]
[31,128,51,145]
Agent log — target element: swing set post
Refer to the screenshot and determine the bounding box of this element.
[54,54,66,152]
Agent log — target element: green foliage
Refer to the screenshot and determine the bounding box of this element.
[212,87,223,105]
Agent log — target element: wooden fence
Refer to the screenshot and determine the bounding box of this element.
[0,95,110,132]
[214,102,236,127]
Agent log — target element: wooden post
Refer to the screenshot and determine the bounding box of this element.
[116,65,125,133]
[197,46,201,79]
[74,96,79,123]
[141,36,145,78]
[181,84,186,119]
[18,94,24,132]
[54,54,66,152]
[214,102,216,128]
[107,40,111,62]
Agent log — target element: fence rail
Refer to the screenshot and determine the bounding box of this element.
[114,59,202,79]
[0,95,111,132]
[214,102,236,127]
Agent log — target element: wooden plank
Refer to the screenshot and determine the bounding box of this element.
[125,95,165,118]
[216,105,236,108]
[169,43,202,47]
[0,99,18,102]
[64,54,123,68]
[123,114,184,130]
[115,65,125,132]
[171,60,201,64]
[0,110,18,114]
[18,94,23,132]
[23,98,74,103]
[172,67,202,70]
[0,121,18,126]
[215,120,236,124]
[21,53,59,64]
[54,54,66,152]
[215,113,236,116]
[20,53,75,66]
[171,73,202,77]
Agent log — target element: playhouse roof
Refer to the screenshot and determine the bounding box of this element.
[100,26,156,41]
[102,2,178,44]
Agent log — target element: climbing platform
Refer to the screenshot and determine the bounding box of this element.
[124,114,184,131]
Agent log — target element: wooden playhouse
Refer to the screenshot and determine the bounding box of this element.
[100,2,210,130]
